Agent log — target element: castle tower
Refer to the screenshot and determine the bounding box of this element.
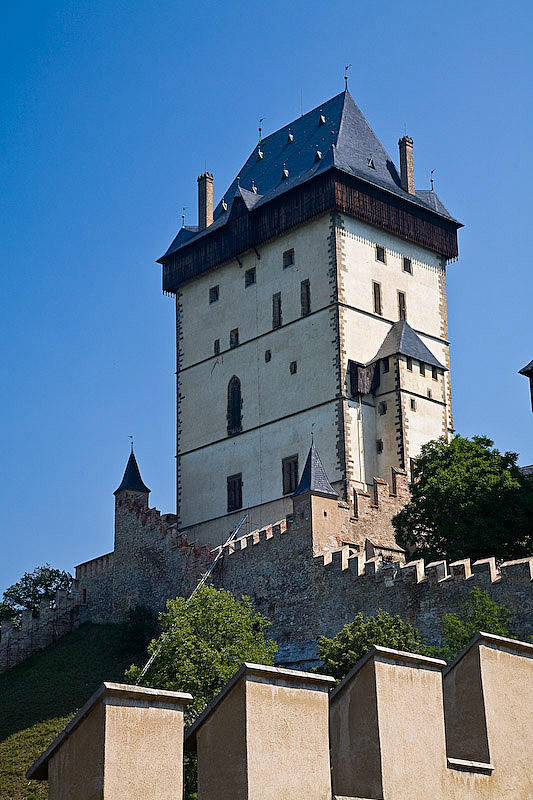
[158,89,461,545]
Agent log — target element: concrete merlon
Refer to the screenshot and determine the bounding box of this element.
[426,560,448,583]
[449,558,472,580]
[400,559,425,583]
[331,644,446,700]
[27,681,193,780]
[499,556,533,580]
[472,557,498,582]
[185,662,335,748]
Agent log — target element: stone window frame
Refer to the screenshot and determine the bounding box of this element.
[282,454,299,495]
[373,281,383,316]
[375,244,386,264]
[402,256,413,274]
[397,290,407,321]
[300,279,311,317]
[282,248,295,268]
[227,473,243,512]
[245,267,256,287]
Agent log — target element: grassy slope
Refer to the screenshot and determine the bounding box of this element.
[0,623,137,800]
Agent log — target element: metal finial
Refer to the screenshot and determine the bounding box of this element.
[129,435,134,453]
[311,422,315,445]
[258,117,264,143]
[430,169,436,191]
[181,206,187,227]
[344,64,352,90]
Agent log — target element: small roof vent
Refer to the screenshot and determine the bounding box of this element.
[281,164,289,180]
[319,113,326,125]
[287,128,294,143]
[221,197,228,211]
[257,146,264,160]
[251,180,258,194]
[368,157,376,169]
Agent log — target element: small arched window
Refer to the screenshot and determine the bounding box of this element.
[227,376,242,436]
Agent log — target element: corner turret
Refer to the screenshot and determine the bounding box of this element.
[114,447,150,500]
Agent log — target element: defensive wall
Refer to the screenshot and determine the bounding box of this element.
[27,634,533,800]
[213,485,533,666]
[0,588,82,673]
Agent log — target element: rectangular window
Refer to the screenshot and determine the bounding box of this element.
[432,366,438,380]
[410,397,417,410]
[209,285,219,303]
[419,361,426,376]
[378,401,387,415]
[376,244,386,263]
[282,455,299,495]
[376,439,383,454]
[245,268,256,287]
[427,389,432,399]
[403,257,412,274]
[398,291,407,321]
[373,281,382,315]
[406,356,413,371]
[382,357,389,373]
[214,339,220,355]
[230,328,239,348]
[283,248,294,268]
[289,360,297,374]
[227,473,243,512]
[264,349,271,363]
[300,279,311,316]
[272,293,282,328]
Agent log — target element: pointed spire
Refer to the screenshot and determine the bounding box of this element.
[114,449,150,495]
[293,443,339,499]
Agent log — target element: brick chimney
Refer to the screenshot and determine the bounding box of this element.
[398,136,415,194]
[197,172,214,229]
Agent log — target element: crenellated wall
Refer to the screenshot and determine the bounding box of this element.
[0,587,82,673]
[214,490,533,667]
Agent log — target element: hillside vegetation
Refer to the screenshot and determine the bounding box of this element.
[0,623,138,800]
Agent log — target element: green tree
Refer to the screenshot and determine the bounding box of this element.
[125,585,277,720]
[2,563,73,621]
[0,600,16,624]
[125,585,276,800]
[316,608,430,682]
[438,587,515,662]
[393,435,533,562]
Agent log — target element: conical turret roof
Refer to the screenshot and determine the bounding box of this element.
[114,449,150,494]
[293,443,339,499]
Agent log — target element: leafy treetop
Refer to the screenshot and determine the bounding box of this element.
[393,435,533,563]
[125,585,277,722]
[2,564,73,622]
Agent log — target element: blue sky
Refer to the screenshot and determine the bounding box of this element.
[1,0,532,593]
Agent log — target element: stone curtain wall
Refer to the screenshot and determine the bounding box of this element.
[215,509,533,668]
[0,588,81,673]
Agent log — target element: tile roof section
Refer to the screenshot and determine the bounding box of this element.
[370,321,446,370]
[293,443,339,499]
[162,90,458,259]
[114,450,150,494]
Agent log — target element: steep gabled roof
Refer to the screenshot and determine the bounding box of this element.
[114,450,150,494]
[370,321,446,370]
[293,443,339,499]
[162,90,458,260]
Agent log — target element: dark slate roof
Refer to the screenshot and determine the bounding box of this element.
[519,360,533,376]
[114,450,150,494]
[370,321,446,370]
[162,90,458,259]
[293,443,339,499]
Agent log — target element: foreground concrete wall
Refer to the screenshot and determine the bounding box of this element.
[27,683,192,800]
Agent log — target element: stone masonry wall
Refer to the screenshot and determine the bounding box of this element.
[0,588,82,673]
[214,501,533,668]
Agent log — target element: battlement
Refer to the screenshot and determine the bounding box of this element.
[0,584,82,673]
[75,551,114,579]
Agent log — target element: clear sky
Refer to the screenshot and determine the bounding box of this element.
[1,0,532,593]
